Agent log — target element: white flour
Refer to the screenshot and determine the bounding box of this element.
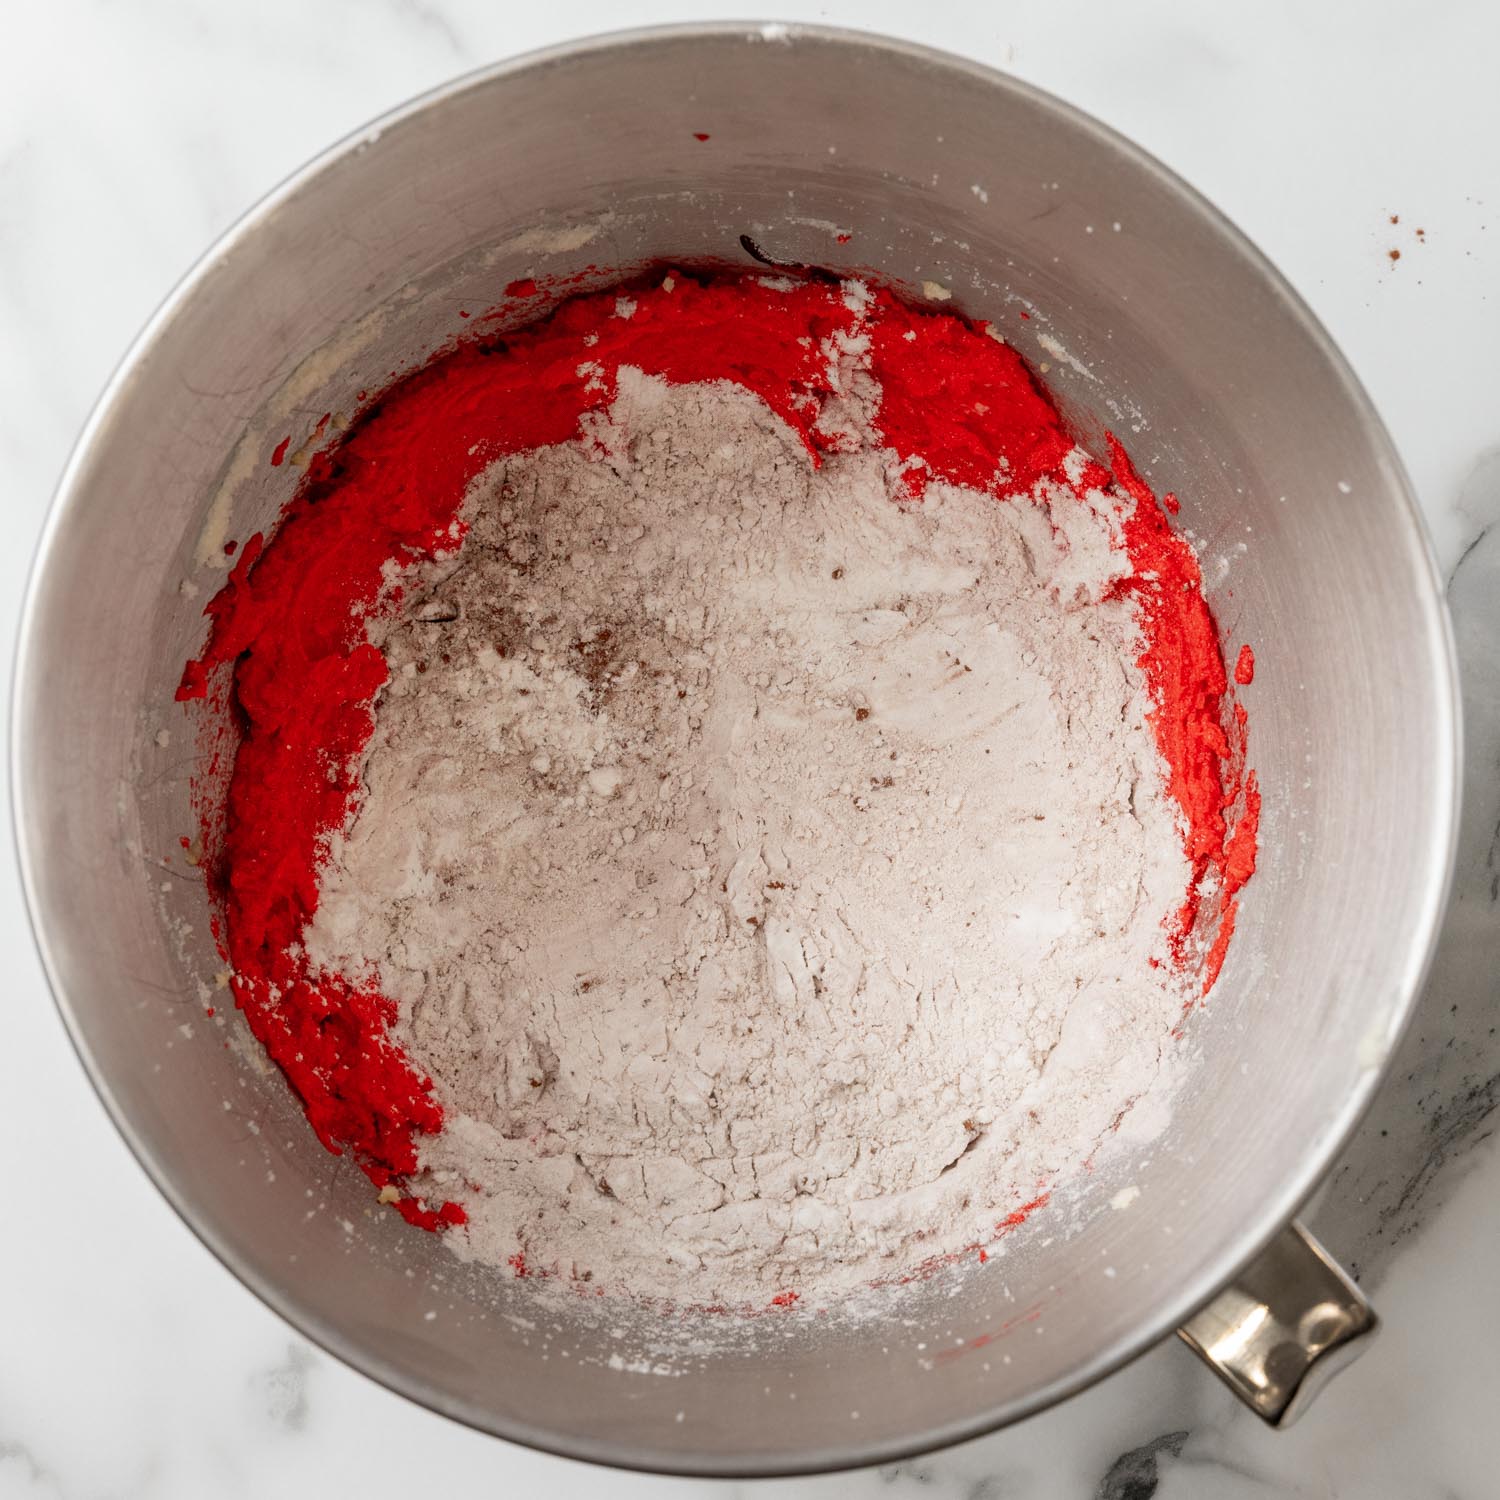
[305,368,1193,1304]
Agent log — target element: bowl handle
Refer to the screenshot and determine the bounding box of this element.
[1176,1220,1376,1426]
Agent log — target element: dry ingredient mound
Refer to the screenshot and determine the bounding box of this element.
[303,370,1193,1303]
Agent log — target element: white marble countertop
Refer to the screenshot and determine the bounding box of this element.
[3,2,1498,1495]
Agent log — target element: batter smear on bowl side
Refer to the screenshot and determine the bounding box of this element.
[176,271,1258,1304]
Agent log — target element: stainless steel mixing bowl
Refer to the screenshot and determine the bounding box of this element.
[13,24,1459,1475]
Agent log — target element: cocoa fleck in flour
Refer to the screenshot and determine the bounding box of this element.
[303,367,1192,1303]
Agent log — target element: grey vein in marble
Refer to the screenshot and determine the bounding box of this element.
[252,1343,317,1432]
[1094,1431,1187,1500]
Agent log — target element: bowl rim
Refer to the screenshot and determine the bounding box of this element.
[11,18,1463,1478]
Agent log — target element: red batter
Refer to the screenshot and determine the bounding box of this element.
[178,270,1258,1230]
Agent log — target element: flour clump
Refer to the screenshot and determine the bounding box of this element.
[300,365,1193,1303]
